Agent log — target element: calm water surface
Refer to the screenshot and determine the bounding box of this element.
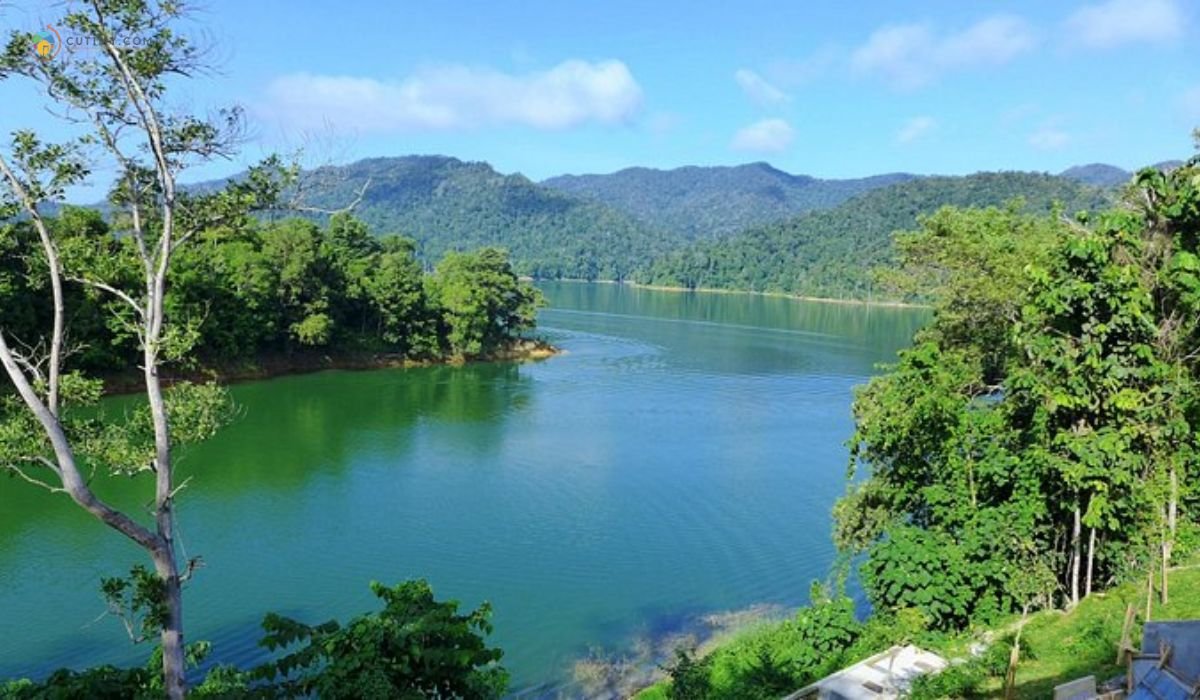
[0,282,927,694]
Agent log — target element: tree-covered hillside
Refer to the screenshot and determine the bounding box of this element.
[634,172,1111,299]
[196,158,1128,295]
[286,156,674,281]
[542,163,915,240]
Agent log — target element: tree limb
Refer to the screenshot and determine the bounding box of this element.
[67,275,146,318]
[4,464,67,493]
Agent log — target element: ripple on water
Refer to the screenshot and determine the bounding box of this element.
[0,284,927,690]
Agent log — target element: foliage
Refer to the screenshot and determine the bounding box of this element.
[544,163,916,240]
[286,156,672,281]
[0,641,236,700]
[906,640,1015,700]
[0,378,231,481]
[863,527,979,629]
[662,648,714,700]
[885,203,1067,381]
[232,158,1120,290]
[255,579,507,699]
[1,580,508,700]
[428,248,544,357]
[909,563,1200,699]
[0,211,540,374]
[659,589,864,699]
[100,565,170,645]
[635,172,1108,299]
[652,589,944,700]
[837,154,1200,630]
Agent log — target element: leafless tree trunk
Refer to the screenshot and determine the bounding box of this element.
[1069,505,1081,608]
[1085,526,1096,599]
[1163,468,1177,604]
[1145,545,1156,622]
[1004,604,1031,700]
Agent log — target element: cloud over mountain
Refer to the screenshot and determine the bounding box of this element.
[260,60,643,133]
[852,15,1036,89]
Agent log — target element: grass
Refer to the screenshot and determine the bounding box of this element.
[977,565,1200,698]
[633,685,669,700]
[634,565,1200,699]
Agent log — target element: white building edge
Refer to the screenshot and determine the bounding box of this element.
[782,644,949,700]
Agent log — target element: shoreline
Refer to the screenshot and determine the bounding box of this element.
[100,338,560,395]
[531,278,931,309]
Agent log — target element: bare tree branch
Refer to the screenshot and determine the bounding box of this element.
[0,152,65,415]
[4,464,67,494]
[67,275,146,318]
[291,176,371,216]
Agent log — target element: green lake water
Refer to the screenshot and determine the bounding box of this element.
[0,282,928,695]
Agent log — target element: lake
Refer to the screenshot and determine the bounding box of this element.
[0,282,928,695]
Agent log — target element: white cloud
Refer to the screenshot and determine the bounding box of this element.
[1029,124,1071,150]
[734,69,790,107]
[730,119,795,154]
[897,116,937,143]
[259,59,643,133]
[1065,0,1182,48]
[851,15,1036,89]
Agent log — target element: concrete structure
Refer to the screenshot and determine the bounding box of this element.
[782,645,948,700]
[1054,675,1098,700]
[1129,621,1200,699]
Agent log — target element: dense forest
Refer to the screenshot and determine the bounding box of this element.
[281,156,672,280]
[543,162,915,240]
[840,156,1200,625]
[0,208,542,375]
[235,157,1134,298]
[634,172,1111,299]
[638,151,1200,700]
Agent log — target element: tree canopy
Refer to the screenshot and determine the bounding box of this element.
[837,154,1200,629]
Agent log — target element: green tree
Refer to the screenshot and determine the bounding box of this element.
[0,4,289,695]
[429,248,542,357]
[2,580,508,700]
[838,151,1200,627]
[259,219,335,348]
[256,579,508,699]
[364,236,439,355]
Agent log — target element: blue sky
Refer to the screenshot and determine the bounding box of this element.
[3,0,1199,185]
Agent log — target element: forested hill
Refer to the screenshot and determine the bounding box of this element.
[542,163,915,240]
[633,171,1110,300]
[192,157,1132,291]
[280,156,672,281]
[1058,160,1183,187]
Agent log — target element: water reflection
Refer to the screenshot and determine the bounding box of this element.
[0,284,926,690]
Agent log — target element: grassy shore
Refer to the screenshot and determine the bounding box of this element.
[633,564,1200,699]
[970,565,1200,698]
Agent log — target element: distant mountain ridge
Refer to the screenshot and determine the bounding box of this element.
[1057,160,1183,187]
[282,155,672,280]
[1058,163,1133,187]
[179,155,1139,295]
[542,163,916,240]
[634,171,1112,299]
